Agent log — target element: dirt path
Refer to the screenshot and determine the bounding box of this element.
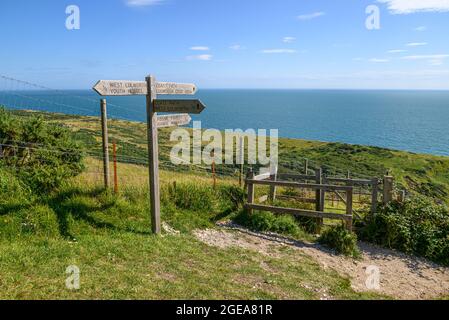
[194,223,449,300]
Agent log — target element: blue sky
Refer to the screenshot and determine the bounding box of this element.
[1,0,449,89]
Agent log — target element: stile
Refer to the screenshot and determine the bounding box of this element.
[246,169,255,215]
[315,168,324,233]
[371,178,378,216]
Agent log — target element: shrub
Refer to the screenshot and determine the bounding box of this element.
[318,224,360,257]
[0,108,84,191]
[358,196,449,265]
[234,210,304,238]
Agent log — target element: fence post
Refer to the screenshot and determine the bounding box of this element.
[315,168,324,233]
[239,136,244,187]
[113,140,118,194]
[269,164,278,202]
[398,190,406,202]
[371,178,378,216]
[100,99,110,189]
[304,159,309,174]
[246,168,255,215]
[212,159,217,189]
[346,187,353,232]
[383,175,394,204]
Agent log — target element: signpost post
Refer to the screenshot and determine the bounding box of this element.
[93,75,204,234]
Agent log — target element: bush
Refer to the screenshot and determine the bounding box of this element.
[234,210,304,238]
[0,108,84,191]
[358,196,449,265]
[318,224,360,257]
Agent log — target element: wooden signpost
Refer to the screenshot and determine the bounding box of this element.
[93,76,205,234]
[93,80,197,96]
[154,100,206,114]
[157,114,192,128]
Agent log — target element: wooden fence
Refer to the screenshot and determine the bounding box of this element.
[245,169,354,232]
[243,166,400,233]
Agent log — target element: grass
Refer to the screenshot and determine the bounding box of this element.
[2,109,448,300]
[0,173,388,300]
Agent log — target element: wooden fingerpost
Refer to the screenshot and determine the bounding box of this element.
[113,141,118,193]
[383,175,394,204]
[315,168,324,233]
[100,99,110,189]
[246,168,255,215]
[371,178,378,216]
[146,75,161,235]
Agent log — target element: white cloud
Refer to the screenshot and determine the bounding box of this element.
[369,58,390,63]
[406,42,428,46]
[261,49,297,54]
[414,26,427,31]
[402,54,449,60]
[126,0,164,7]
[297,12,325,20]
[283,37,296,43]
[388,49,407,53]
[229,44,243,50]
[378,0,449,14]
[190,46,210,51]
[186,54,213,61]
[402,54,449,66]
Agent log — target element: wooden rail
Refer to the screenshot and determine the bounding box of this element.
[245,169,354,232]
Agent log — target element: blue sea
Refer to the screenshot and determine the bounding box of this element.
[1,89,449,156]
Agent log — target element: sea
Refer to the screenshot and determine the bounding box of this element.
[1,89,448,156]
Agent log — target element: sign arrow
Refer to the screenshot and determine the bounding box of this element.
[157,114,192,128]
[93,80,197,96]
[93,80,147,96]
[154,99,206,114]
[156,82,197,95]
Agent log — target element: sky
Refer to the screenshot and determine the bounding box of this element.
[1,0,449,89]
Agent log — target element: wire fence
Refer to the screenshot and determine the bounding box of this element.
[0,74,396,203]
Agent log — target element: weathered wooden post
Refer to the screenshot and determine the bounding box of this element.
[211,151,217,189]
[398,190,406,202]
[145,75,161,234]
[269,164,278,202]
[100,99,110,189]
[383,175,394,204]
[113,140,118,194]
[371,178,378,216]
[315,168,324,233]
[304,159,309,174]
[93,77,203,235]
[239,136,245,187]
[346,187,353,232]
[246,168,255,215]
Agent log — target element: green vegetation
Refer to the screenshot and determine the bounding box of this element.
[1,109,448,299]
[13,110,449,205]
[0,108,84,191]
[359,197,449,266]
[234,210,311,240]
[319,225,360,258]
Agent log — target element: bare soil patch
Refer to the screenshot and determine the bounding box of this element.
[194,223,449,300]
